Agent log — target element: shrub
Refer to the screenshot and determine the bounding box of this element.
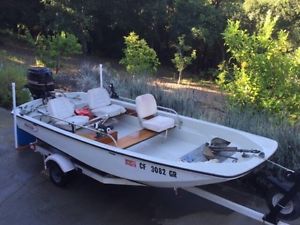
[0,64,30,108]
[36,31,82,74]
[218,12,300,121]
[172,35,197,84]
[120,32,160,75]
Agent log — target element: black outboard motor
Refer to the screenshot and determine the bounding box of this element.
[27,67,54,99]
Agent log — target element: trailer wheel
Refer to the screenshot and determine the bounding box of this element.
[267,189,300,220]
[48,162,69,187]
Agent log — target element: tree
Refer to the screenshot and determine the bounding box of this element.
[120,32,160,75]
[172,35,197,84]
[243,0,300,49]
[218,12,300,120]
[39,0,94,53]
[36,31,82,73]
[170,0,227,71]
[0,0,42,31]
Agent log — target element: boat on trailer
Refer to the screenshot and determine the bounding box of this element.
[12,67,300,225]
[14,72,278,188]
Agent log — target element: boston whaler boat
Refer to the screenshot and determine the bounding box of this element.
[12,66,300,224]
[15,66,278,188]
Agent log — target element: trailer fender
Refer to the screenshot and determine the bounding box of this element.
[45,154,75,173]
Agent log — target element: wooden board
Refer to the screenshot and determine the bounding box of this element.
[78,130,118,144]
[113,129,158,149]
[77,127,158,149]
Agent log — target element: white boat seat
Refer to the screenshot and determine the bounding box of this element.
[47,97,89,130]
[87,87,126,118]
[135,94,175,132]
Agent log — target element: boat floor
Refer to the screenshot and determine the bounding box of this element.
[75,113,201,160]
[127,132,199,161]
[30,101,210,162]
[113,129,158,149]
[77,128,158,149]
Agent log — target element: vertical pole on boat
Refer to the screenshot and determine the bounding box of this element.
[99,64,103,88]
[12,82,18,149]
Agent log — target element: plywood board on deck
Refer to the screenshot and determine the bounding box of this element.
[113,129,158,149]
[78,130,118,144]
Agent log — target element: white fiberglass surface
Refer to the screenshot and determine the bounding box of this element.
[108,115,142,138]
[127,133,200,160]
[109,115,209,160]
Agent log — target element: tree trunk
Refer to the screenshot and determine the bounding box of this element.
[55,56,61,74]
[177,70,182,84]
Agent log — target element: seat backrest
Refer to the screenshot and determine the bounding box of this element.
[47,97,75,119]
[135,94,157,119]
[87,87,111,109]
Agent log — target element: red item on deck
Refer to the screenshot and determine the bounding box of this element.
[75,107,94,119]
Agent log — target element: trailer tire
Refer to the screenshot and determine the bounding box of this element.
[48,161,69,187]
[267,189,300,220]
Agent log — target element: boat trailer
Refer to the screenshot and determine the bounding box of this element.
[28,141,300,225]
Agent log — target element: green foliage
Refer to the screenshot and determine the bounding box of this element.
[0,0,42,31]
[35,31,82,73]
[16,24,36,46]
[218,12,300,120]
[0,0,247,77]
[243,0,300,49]
[0,65,30,108]
[39,0,94,53]
[3,0,299,81]
[172,35,197,84]
[120,32,160,75]
[171,0,227,72]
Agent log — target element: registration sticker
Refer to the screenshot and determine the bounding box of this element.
[125,159,136,168]
[24,122,38,132]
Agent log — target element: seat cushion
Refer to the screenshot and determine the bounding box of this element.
[135,94,157,119]
[47,97,75,119]
[142,115,175,133]
[55,115,89,130]
[87,88,111,109]
[91,104,126,117]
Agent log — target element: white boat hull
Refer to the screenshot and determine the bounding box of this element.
[15,94,278,188]
[17,116,238,187]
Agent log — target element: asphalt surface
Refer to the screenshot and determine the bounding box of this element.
[0,107,299,225]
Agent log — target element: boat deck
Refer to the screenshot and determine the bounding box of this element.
[130,136,199,160]
[113,129,158,149]
[77,128,158,149]
[74,111,204,160]
[25,96,224,162]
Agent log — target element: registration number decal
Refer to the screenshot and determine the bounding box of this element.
[139,162,177,178]
[151,166,166,175]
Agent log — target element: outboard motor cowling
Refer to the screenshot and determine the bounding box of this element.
[27,67,54,99]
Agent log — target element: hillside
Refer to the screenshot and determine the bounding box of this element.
[0,34,225,118]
